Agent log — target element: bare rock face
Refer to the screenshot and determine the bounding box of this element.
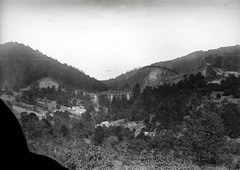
[143,69,163,88]
[37,77,59,89]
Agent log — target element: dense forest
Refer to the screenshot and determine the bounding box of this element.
[1,42,240,169]
[104,45,240,90]
[0,42,108,92]
[6,70,239,169]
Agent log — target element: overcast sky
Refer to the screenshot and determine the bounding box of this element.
[1,0,240,80]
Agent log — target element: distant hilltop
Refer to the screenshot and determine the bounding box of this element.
[104,45,240,90]
[0,42,108,92]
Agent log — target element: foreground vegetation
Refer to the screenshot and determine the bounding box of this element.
[1,72,235,169]
[22,99,240,169]
[1,42,239,169]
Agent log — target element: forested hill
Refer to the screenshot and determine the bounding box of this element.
[104,45,240,90]
[0,42,108,92]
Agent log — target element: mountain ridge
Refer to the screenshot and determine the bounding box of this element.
[103,45,240,90]
[0,42,108,92]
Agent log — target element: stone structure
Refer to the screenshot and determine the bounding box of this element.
[103,89,132,101]
[89,89,132,101]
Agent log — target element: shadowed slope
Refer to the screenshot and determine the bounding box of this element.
[1,99,69,170]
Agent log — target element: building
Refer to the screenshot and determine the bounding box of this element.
[103,89,132,101]
[88,89,132,101]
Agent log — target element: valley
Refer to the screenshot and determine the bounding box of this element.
[1,43,240,169]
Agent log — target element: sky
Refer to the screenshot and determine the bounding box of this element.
[1,0,240,80]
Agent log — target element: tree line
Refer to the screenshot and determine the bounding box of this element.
[0,42,108,92]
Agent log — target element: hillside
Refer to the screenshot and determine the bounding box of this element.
[0,42,108,92]
[104,45,240,90]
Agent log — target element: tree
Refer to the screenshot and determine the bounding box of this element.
[132,83,140,99]
[20,112,39,139]
[145,122,155,132]
[93,126,107,145]
[86,104,95,113]
[56,104,61,110]
[223,89,232,96]
[188,73,196,84]
[206,64,217,78]
[40,118,52,135]
[135,131,151,142]
[180,102,226,164]
[128,139,150,154]
[144,118,150,124]
[205,55,213,65]
[123,83,130,89]
[111,96,118,105]
[150,130,177,155]
[231,85,240,98]
[54,111,70,120]
[216,93,221,99]
[130,96,145,121]
[103,136,119,148]
[214,56,223,68]
[195,72,204,83]
[60,124,70,137]
[20,112,29,129]
[52,116,70,140]
[15,95,20,105]
[220,102,240,138]
[99,94,110,107]
[151,116,157,123]
[31,118,52,138]
[223,57,233,70]
[83,111,92,122]
[71,118,85,141]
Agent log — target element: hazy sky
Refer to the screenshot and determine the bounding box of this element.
[1,0,240,80]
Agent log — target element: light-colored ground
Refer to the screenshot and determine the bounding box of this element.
[12,105,45,119]
[38,77,59,89]
[0,94,16,102]
[211,91,240,104]
[1,94,86,119]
